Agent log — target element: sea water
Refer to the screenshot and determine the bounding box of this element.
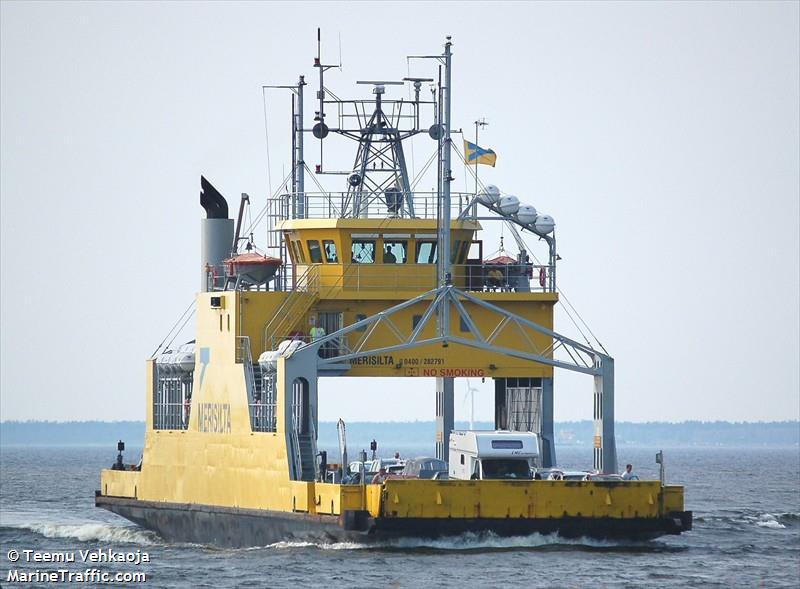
[1,446,798,588]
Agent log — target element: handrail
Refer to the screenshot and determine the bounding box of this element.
[315,263,554,294]
[291,414,302,481]
[272,190,477,221]
[261,265,322,352]
[309,406,319,482]
[236,336,256,401]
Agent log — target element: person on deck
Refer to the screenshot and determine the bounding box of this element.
[621,464,639,480]
[486,267,503,291]
[309,316,326,342]
[371,467,388,484]
[183,394,191,428]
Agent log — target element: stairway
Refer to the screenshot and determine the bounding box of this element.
[296,433,317,481]
[262,265,321,350]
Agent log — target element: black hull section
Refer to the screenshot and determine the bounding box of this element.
[373,514,692,541]
[96,495,348,547]
[95,495,691,548]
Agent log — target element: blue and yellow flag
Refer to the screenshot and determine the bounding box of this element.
[464,140,497,167]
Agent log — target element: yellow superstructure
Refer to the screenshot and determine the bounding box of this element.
[96,37,691,546]
[99,216,685,535]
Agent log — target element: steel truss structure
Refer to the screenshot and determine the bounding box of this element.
[292,283,618,473]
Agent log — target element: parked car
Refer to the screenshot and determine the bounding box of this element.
[399,457,447,479]
[532,467,560,480]
[368,458,404,472]
[348,460,365,474]
[356,458,405,482]
[585,473,624,482]
[546,470,591,481]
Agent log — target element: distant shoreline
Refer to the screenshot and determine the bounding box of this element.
[1,420,797,448]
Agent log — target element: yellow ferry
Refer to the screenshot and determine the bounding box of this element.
[95,35,691,547]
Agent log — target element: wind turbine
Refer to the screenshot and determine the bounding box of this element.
[463,379,480,430]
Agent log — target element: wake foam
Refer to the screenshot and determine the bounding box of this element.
[4,520,160,545]
[265,540,371,551]
[755,514,787,530]
[695,512,794,530]
[264,531,639,552]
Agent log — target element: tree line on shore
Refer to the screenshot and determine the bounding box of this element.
[1,419,797,448]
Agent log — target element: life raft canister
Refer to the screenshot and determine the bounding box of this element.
[539,267,546,288]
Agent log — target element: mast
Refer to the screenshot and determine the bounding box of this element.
[316,28,325,174]
[473,118,486,218]
[438,37,453,337]
[294,76,306,218]
[474,118,487,196]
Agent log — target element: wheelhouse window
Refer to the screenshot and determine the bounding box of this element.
[461,241,470,261]
[323,240,338,263]
[416,240,438,264]
[451,240,462,263]
[294,240,306,263]
[351,240,376,263]
[383,240,407,264]
[307,240,323,263]
[452,240,469,263]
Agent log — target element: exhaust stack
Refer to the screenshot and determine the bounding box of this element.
[200,176,234,291]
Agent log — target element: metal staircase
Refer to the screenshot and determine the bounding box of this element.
[262,265,321,351]
[290,407,319,482]
[296,433,317,481]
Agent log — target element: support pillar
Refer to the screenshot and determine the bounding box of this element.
[494,378,507,430]
[435,377,454,462]
[593,356,618,473]
[540,377,557,468]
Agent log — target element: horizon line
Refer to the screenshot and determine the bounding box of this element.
[1,419,798,425]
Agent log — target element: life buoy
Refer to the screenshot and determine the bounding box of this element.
[539,267,546,288]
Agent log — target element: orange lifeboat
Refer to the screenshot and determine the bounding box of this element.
[224,252,282,287]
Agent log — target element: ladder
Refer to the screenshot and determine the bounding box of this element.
[262,265,321,351]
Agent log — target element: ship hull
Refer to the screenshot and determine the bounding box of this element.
[95,494,692,548]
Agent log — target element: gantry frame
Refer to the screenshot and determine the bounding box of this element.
[287,283,618,473]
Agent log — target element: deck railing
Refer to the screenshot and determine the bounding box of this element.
[272,191,477,221]
[326,263,554,293]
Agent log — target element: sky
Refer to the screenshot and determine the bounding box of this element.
[1,1,798,424]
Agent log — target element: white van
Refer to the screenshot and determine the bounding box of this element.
[449,430,539,481]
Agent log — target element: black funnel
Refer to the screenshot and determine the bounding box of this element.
[200,176,229,219]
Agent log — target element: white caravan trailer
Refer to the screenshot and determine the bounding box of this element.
[449,430,539,481]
